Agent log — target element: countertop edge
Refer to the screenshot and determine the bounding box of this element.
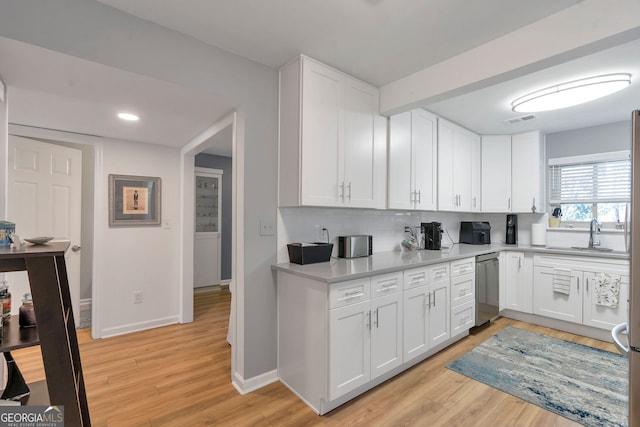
[272,243,629,283]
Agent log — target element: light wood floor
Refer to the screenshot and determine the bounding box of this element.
[12,289,620,426]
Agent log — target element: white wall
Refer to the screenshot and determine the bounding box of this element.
[95,139,181,336]
[0,0,279,382]
[0,77,6,218]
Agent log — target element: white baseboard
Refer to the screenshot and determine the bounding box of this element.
[232,369,278,395]
[80,298,91,312]
[99,316,180,338]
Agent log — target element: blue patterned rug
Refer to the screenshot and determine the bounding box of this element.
[447,326,628,427]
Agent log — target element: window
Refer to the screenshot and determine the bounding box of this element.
[548,151,630,226]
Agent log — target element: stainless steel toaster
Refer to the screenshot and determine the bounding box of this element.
[338,235,373,258]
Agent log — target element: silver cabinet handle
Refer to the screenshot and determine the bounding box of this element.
[577,277,580,291]
[518,256,522,269]
[417,189,421,205]
[339,182,345,201]
[347,182,352,201]
[72,245,82,252]
[426,292,431,308]
[473,197,476,208]
[431,291,436,307]
[508,197,511,210]
[377,284,398,292]
[586,278,589,292]
[366,311,371,330]
[374,308,379,328]
[531,197,537,213]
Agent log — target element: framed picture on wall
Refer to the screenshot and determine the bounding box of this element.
[109,174,161,227]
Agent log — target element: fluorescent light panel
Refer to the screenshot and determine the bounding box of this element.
[512,73,631,113]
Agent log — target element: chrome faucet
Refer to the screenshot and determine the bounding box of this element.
[588,218,601,248]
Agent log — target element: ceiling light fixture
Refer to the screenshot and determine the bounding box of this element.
[117,112,140,121]
[511,73,631,113]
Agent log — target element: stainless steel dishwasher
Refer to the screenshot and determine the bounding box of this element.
[475,252,499,327]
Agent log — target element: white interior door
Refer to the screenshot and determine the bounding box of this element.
[194,168,222,287]
[7,135,82,322]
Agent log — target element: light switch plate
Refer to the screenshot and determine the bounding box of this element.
[260,219,275,236]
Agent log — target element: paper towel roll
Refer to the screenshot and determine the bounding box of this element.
[531,223,546,246]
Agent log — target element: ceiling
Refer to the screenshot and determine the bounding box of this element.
[2,0,639,152]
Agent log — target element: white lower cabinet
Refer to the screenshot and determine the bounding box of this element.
[504,251,533,313]
[450,257,476,334]
[532,255,629,330]
[403,264,450,362]
[277,260,476,415]
[328,272,403,400]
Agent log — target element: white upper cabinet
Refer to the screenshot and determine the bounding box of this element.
[279,55,386,208]
[481,131,544,214]
[437,118,475,212]
[511,131,544,213]
[470,133,481,212]
[388,109,437,210]
[481,135,512,212]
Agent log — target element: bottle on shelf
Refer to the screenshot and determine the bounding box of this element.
[0,281,11,322]
[19,293,36,328]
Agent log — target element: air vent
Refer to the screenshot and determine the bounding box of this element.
[505,114,537,124]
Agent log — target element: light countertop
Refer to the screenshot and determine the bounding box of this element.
[272,243,629,283]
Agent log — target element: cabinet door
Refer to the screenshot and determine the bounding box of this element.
[437,119,456,211]
[370,293,403,379]
[452,126,472,211]
[470,133,481,212]
[343,77,379,208]
[403,285,429,362]
[505,252,533,313]
[412,109,438,211]
[481,135,512,212]
[329,300,371,400]
[301,60,342,206]
[533,266,582,323]
[511,131,543,213]
[583,271,629,330]
[388,111,413,210]
[429,279,450,348]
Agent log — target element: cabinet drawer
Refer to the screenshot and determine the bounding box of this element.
[450,257,475,277]
[451,274,475,307]
[404,267,428,290]
[426,263,449,282]
[451,300,475,335]
[329,278,371,309]
[371,272,402,297]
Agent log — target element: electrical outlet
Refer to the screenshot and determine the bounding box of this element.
[133,291,143,304]
[260,219,275,236]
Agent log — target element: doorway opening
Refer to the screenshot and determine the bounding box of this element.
[6,124,100,332]
[180,111,243,384]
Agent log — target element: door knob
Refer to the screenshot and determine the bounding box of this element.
[71,245,81,252]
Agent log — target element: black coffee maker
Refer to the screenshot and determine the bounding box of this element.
[506,214,517,244]
[421,222,442,250]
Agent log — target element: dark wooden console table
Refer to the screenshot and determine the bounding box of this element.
[0,242,90,426]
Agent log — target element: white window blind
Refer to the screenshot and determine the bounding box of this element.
[548,151,631,204]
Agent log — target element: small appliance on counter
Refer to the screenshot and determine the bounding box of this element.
[459,221,491,245]
[287,242,333,265]
[506,214,517,244]
[421,222,442,250]
[338,235,372,258]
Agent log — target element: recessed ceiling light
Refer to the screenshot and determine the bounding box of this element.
[117,112,140,121]
[511,73,631,113]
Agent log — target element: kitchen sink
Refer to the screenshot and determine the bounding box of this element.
[570,246,614,252]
